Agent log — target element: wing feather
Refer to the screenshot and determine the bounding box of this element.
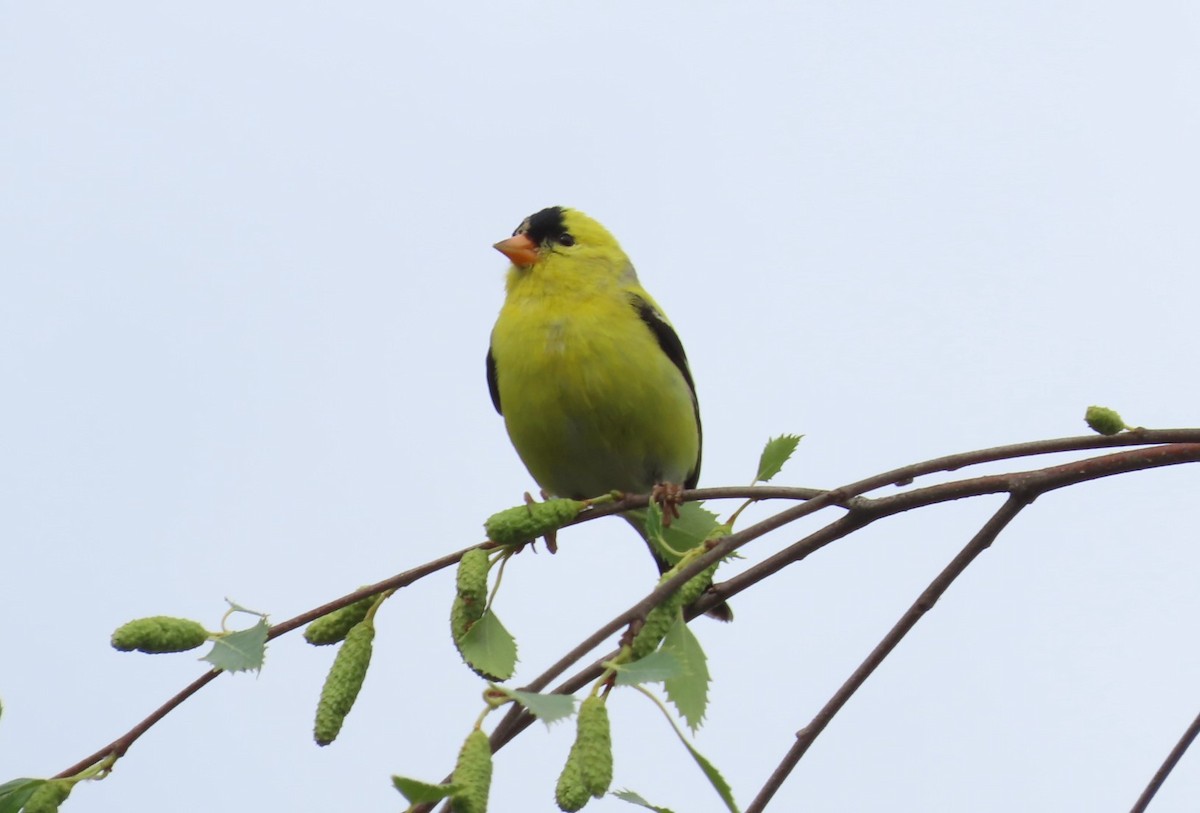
[486,346,502,415]
[629,295,703,489]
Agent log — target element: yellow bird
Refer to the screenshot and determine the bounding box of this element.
[487,205,701,503]
[487,207,730,619]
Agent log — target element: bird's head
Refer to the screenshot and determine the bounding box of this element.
[494,206,636,291]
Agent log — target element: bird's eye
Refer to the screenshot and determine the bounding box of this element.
[558,233,575,246]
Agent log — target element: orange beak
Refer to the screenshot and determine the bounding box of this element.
[493,233,540,266]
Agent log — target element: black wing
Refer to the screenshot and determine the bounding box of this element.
[630,295,703,489]
[486,345,502,415]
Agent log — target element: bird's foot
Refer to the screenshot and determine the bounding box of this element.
[651,481,685,527]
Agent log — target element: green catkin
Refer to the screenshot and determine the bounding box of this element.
[456,548,491,610]
[304,595,376,646]
[313,619,375,746]
[450,595,476,643]
[631,603,678,660]
[554,757,590,812]
[451,729,493,813]
[630,564,717,659]
[484,498,584,545]
[574,696,614,797]
[110,616,209,653]
[21,780,72,813]
[452,549,490,654]
[1085,405,1127,436]
[555,696,614,809]
[677,563,717,608]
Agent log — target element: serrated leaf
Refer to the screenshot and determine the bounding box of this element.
[659,503,721,563]
[637,501,720,565]
[613,788,677,813]
[755,434,803,483]
[459,610,518,681]
[391,776,460,804]
[0,779,44,813]
[661,618,709,731]
[201,618,269,673]
[491,686,575,726]
[612,650,683,686]
[679,738,738,812]
[642,501,665,549]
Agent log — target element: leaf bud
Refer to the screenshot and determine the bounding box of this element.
[1085,405,1127,436]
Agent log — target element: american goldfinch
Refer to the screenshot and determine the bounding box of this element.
[487,205,701,503]
[487,207,731,619]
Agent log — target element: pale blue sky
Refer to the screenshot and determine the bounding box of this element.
[3,3,1199,811]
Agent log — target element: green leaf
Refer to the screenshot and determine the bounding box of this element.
[201,618,269,673]
[642,500,665,550]
[491,686,575,726]
[755,434,803,484]
[661,618,709,731]
[643,502,720,564]
[662,503,720,559]
[678,737,738,812]
[633,502,722,564]
[612,650,683,686]
[634,685,739,813]
[391,776,460,804]
[458,610,518,681]
[0,779,44,813]
[613,789,677,813]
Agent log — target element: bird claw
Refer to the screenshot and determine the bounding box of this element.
[651,482,684,527]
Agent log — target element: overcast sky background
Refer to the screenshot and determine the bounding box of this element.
[3,3,1199,812]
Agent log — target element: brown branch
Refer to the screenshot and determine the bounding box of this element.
[740,444,1200,811]
[1129,707,1200,813]
[266,543,476,639]
[483,443,1200,768]
[702,443,1200,615]
[50,431,1200,800]
[54,669,222,779]
[481,510,876,765]
[559,428,1200,528]
[743,496,1030,813]
[55,543,477,779]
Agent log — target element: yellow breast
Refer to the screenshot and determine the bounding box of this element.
[490,284,699,499]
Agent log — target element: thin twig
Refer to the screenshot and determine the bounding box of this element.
[51,432,1200,799]
[744,496,1030,813]
[56,543,476,779]
[54,670,222,778]
[1129,707,1200,813]
[562,428,1200,529]
[740,444,1200,811]
[487,444,1200,760]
